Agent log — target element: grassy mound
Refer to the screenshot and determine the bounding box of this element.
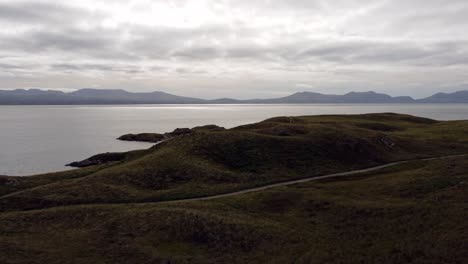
[0,155,467,263]
[1,113,468,212]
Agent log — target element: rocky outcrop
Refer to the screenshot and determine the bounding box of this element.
[168,128,192,136]
[192,125,225,132]
[67,152,127,168]
[71,125,226,168]
[118,125,225,143]
[118,133,167,143]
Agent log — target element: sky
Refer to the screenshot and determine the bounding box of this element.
[0,0,467,99]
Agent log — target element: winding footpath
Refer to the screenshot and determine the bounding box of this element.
[168,153,468,202]
[1,153,467,203]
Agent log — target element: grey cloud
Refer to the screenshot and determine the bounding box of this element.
[149,65,169,71]
[175,68,208,74]
[28,30,112,51]
[297,40,468,66]
[0,2,98,24]
[50,63,147,74]
[0,63,27,70]
[227,0,324,11]
[50,63,115,71]
[225,45,278,60]
[127,25,231,59]
[354,0,468,37]
[0,27,141,61]
[172,47,222,60]
[0,29,111,52]
[0,0,467,97]
[0,62,42,73]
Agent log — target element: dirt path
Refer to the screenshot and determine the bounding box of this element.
[168,153,468,202]
[1,153,467,202]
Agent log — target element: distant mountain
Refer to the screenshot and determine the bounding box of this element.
[68,89,205,104]
[418,90,468,103]
[250,91,415,104]
[0,88,467,105]
[0,88,206,104]
[340,92,415,103]
[261,91,338,103]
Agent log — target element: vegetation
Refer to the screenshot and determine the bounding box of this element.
[1,113,467,263]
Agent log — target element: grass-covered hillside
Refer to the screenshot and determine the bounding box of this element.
[1,151,467,263]
[1,113,468,212]
[1,113,468,263]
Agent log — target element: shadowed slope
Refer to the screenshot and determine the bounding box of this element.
[0,154,467,264]
[1,113,468,212]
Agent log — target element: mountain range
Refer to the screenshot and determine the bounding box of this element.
[0,88,467,104]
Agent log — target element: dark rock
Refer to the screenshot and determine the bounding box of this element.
[192,125,225,132]
[117,125,224,144]
[118,126,220,143]
[118,133,166,143]
[67,152,127,168]
[167,128,192,136]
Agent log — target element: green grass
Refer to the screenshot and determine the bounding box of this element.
[1,113,468,212]
[0,155,467,263]
[0,113,468,263]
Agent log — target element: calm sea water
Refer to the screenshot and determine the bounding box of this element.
[1,104,467,176]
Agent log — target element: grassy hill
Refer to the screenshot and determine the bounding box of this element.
[1,113,468,263]
[1,154,467,263]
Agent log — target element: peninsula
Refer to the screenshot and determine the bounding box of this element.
[1,113,467,263]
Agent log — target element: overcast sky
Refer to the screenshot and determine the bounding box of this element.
[0,0,467,98]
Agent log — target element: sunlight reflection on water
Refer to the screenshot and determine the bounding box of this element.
[1,104,467,176]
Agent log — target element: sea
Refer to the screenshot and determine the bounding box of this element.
[1,104,467,176]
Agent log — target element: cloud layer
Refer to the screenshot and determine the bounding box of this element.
[0,0,467,98]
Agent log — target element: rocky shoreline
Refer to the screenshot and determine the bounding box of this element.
[66,152,127,168]
[117,125,224,143]
[68,125,225,168]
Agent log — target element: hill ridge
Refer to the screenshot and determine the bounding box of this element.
[1,88,468,104]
